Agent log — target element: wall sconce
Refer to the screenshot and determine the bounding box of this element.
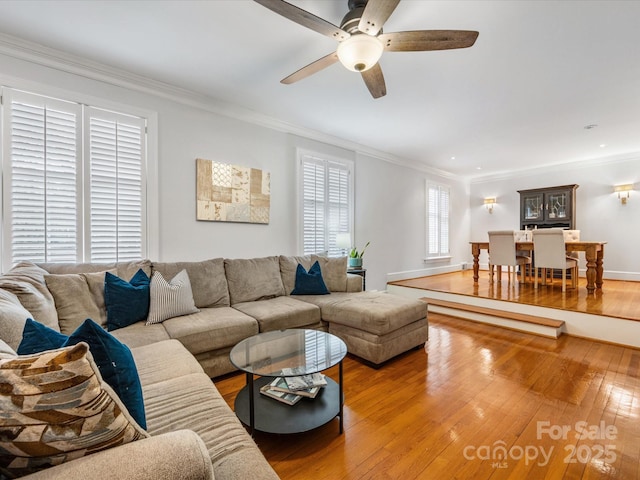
[484,197,496,213]
[614,184,633,205]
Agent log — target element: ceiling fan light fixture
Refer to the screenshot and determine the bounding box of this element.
[337,34,383,72]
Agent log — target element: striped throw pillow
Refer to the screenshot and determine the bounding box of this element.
[146,269,199,324]
[0,343,148,478]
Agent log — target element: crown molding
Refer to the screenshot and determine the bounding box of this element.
[469,151,640,184]
[0,32,456,180]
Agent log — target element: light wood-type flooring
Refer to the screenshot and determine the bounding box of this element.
[215,313,640,480]
[389,270,640,322]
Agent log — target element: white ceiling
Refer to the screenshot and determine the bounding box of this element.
[0,0,639,179]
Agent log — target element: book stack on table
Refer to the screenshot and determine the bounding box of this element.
[259,371,328,406]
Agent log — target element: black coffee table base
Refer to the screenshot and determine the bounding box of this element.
[235,369,344,435]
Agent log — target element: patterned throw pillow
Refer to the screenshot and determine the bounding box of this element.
[0,343,149,479]
[146,269,199,324]
[16,319,147,430]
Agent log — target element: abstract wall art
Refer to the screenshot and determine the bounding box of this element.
[196,158,270,224]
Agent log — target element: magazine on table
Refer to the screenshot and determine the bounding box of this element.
[259,384,302,405]
[280,368,328,391]
[267,377,321,398]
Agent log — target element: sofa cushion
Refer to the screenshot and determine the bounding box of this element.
[109,322,170,349]
[130,339,204,386]
[142,372,279,480]
[105,269,151,331]
[316,291,427,335]
[311,255,348,292]
[17,319,147,430]
[162,307,258,355]
[0,343,148,479]
[45,270,115,334]
[0,262,59,330]
[279,255,312,295]
[147,270,199,324]
[0,338,16,358]
[0,289,32,350]
[329,317,429,365]
[225,256,285,304]
[38,260,152,280]
[290,261,330,295]
[232,296,322,332]
[152,258,229,308]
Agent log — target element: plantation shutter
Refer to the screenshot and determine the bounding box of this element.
[300,154,352,256]
[302,158,325,255]
[439,187,450,255]
[427,183,450,257]
[4,91,82,265]
[326,162,350,257]
[86,108,146,262]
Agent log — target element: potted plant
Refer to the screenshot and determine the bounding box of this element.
[348,241,370,268]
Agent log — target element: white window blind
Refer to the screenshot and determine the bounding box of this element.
[299,152,353,256]
[2,88,147,269]
[4,92,82,264]
[427,182,450,257]
[86,109,145,262]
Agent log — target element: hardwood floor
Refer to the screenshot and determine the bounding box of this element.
[215,314,640,479]
[389,270,640,322]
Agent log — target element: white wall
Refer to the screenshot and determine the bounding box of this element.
[470,156,640,279]
[0,51,472,290]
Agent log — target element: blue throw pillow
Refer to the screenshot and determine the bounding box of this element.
[17,318,67,355]
[17,318,146,430]
[105,269,150,331]
[291,261,330,295]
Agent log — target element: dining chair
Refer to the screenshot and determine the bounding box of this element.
[532,228,578,292]
[563,229,580,260]
[488,230,532,285]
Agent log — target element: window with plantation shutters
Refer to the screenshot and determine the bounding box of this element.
[426,182,450,258]
[86,109,145,262]
[1,88,147,270]
[299,151,353,257]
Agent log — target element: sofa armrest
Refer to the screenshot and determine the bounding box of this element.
[21,430,213,480]
[346,273,363,292]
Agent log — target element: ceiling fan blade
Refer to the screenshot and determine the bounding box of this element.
[358,0,401,36]
[361,63,386,99]
[254,0,349,41]
[281,52,339,84]
[379,30,479,51]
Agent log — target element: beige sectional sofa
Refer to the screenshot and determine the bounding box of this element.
[0,254,427,479]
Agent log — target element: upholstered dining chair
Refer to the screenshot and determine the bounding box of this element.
[532,228,578,292]
[563,229,581,260]
[488,230,532,285]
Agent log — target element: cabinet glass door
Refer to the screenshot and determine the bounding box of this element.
[523,193,544,220]
[547,191,569,219]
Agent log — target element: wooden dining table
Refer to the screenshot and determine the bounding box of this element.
[469,241,606,292]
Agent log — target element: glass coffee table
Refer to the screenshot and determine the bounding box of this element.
[230,329,347,435]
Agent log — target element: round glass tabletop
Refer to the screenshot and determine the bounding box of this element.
[230,329,347,377]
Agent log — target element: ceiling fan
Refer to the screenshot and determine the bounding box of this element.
[254,0,479,99]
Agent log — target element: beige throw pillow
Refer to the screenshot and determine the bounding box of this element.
[152,258,229,308]
[311,255,348,292]
[0,262,59,330]
[0,342,148,478]
[44,270,116,334]
[224,256,286,304]
[0,290,32,350]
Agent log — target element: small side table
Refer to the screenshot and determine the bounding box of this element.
[347,268,366,290]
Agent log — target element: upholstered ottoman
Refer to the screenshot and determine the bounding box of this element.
[317,291,428,366]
